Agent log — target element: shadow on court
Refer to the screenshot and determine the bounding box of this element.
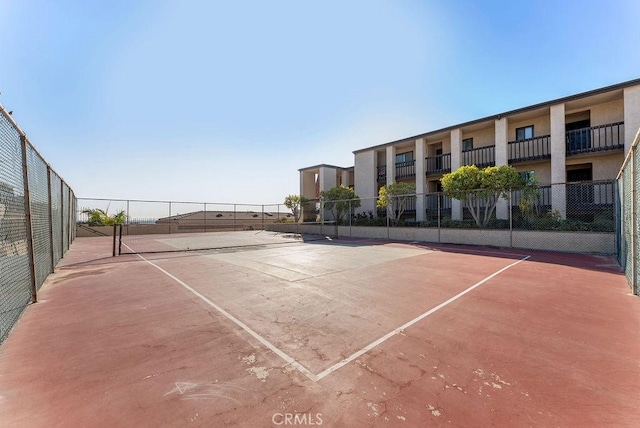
[0,233,638,427]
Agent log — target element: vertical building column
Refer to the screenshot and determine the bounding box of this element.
[300,170,317,198]
[550,104,567,219]
[319,166,338,221]
[385,145,396,187]
[624,85,640,154]
[299,170,317,222]
[299,170,305,197]
[415,138,426,221]
[495,118,509,220]
[450,128,463,220]
[319,166,337,193]
[341,170,349,187]
[354,151,377,214]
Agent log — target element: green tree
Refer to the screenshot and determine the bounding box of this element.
[82,208,126,226]
[320,185,361,225]
[283,194,309,223]
[377,182,416,226]
[441,165,524,228]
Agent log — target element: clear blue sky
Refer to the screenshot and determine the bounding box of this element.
[1,0,639,204]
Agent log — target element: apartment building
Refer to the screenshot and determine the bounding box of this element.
[300,78,640,222]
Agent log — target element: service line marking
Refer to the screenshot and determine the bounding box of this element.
[314,255,531,380]
[127,246,319,382]
[127,245,529,383]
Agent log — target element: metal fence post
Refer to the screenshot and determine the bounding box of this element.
[46,166,55,272]
[204,203,207,232]
[262,205,265,230]
[112,223,117,257]
[631,147,637,295]
[60,178,64,257]
[20,136,38,303]
[349,199,352,237]
[509,188,513,248]
[66,186,72,248]
[386,198,390,240]
[118,223,123,256]
[437,193,441,243]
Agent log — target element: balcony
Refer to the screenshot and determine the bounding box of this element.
[462,146,495,168]
[508,135,551,163]
[396,160,415,179]
[566,122,624,156]
[425,153,451,175]
[567,180,615,210]
[377,161,416,181]
[425,193,452,212]
[377,195,416,217]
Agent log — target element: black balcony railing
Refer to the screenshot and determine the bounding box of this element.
[396,160,416,179]
[566,122,624,155]
[511,185,552,208]
[425,193,452,212]
[377,165,386,182]
[462,145,495,168]
[509,135,551,163]
[567,180,615,209]
[426,153,452,175]
[377,195,416,217]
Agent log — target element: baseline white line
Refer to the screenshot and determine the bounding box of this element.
[127,248,318,382]
[314,255,531,381]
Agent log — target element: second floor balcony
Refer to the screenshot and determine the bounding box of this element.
[425,153,452,175]
[396,160,416,179]
[509,135,551,163]
[463,145,495,168]
[377,161,416,182]
[566,121,624,156]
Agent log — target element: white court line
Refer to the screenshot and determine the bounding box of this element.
[127,247,319,382]
[127,245,529,383]
[313,254,531,380]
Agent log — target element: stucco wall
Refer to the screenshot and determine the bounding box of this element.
[265,224,615,254]
[624,85,640,154]
[590,99,624,126]
[514,163,552,185]
[354,150,377,213]
[462,126,495,149]
[565,152,625,180]
[508,114,551,140]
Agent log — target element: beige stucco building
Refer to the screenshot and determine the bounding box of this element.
[300,78,640,222]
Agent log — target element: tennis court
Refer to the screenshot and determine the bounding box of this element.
[1,231,639,427]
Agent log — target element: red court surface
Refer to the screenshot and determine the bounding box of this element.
[1,233,639,427]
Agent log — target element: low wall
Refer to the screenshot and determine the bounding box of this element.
[266,223,616,255]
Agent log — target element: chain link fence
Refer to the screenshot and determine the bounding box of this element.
[267,181,617,255]
[80,179,618,256]
[617,130,639,296]
[0,104,76,344]
[76,198,295,253]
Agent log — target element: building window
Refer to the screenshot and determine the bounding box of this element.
[519,170,535,184]
[516,125,534,141]
[462,138,473,152]
[396,151,414,163]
